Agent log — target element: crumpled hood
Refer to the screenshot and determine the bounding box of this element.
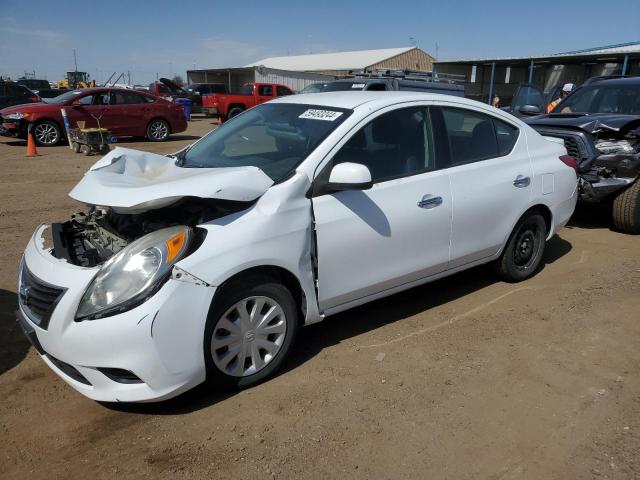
[69,147,274,213]
[525,113,640,135]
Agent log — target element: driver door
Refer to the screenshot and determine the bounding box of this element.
[311,105,452,313]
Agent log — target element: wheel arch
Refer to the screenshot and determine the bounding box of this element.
[211,265,306,326]
[499,203,554,257]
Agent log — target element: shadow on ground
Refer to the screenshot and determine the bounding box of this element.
[567,202,614,230]
[106,234,572,415]
[0,289,29,376]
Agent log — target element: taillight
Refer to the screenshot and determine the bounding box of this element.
[559,154,578,170]
[29,96,40,103]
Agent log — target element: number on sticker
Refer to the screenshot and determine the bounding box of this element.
[299,109,344,121]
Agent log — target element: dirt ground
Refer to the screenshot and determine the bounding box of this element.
[1,117,639,480]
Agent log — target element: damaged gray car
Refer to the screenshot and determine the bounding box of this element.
[524,77,640,233]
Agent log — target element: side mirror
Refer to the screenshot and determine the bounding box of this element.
[326,162,373,191]
[518,104,541,115]
[71,100,83,107]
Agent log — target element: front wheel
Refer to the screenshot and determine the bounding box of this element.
[33,120,61,146]
[612,181,640,234]
[495,213,547,282]
[204,276,299,390]
[227,107,244,119]
[146,119,170,142]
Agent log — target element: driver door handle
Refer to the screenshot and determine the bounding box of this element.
[418,195,443,209]
[513,175,530,188]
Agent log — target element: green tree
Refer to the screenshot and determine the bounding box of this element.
[171,75,185,87]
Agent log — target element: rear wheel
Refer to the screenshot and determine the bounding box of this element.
[612,181,640,234]
[33,120,61,146]
[146,119,170,142]
[495,212,547,282]
[227,107,244,119]
[204,275,299,390]
[71,141,81,153]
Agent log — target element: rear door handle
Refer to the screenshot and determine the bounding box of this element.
[513,175,530,188]
[417,195,443,209]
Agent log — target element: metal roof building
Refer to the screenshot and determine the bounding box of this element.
[245,47,434,75]
[434,41,640,103]
[187,46,435,93]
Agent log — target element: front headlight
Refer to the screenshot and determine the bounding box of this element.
[5,112,27,120]
[76,226,192,320]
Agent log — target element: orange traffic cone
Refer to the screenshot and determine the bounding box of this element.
[26,126,39,157]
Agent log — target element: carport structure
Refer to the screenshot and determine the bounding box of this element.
[186,66,333,93]
[434,41,640,104]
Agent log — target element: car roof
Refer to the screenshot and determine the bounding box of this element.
[587,76,640,86]
[271,90,484,110]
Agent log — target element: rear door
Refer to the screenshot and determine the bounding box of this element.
[431,105,530,268]
[312,104,452,312]
[110,90,149,135]
[256,84,274,104]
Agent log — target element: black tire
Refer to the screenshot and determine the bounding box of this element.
[495,212,547,282]
[203,275,299,390]
[80,144,91,156]
[33,120,61,146]
[71,141,81,153]
[227,107,244,119]
[146,119,170,142]
[612,181,640,234]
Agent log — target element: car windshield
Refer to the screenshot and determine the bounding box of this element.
[554,83,640,115]
[181,103,352,182]
[45,90,84,104]
[323,81,367,92]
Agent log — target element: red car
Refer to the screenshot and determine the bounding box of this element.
[0,87,187,146]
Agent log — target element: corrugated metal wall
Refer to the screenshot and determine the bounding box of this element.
[187,68,334,93]
[254,68,334,91]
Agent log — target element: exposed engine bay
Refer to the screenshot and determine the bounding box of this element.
[51,197,252,267]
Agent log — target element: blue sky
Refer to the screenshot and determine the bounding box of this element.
[1,0,639,84]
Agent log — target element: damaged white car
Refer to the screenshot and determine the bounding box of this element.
[18,92,578,402]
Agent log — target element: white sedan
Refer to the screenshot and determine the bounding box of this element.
[17,92,577,402]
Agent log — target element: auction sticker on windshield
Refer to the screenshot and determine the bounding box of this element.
[299,109,344,121]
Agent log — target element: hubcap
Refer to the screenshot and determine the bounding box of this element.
[34,123,58,145]
[513,228,537,267]
[211,296,287,377]
[150,121,168,140]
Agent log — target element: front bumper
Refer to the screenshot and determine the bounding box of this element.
[0,118,26,138]
[18,225,216,402]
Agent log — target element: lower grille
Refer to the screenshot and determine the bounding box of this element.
[19,263,66,330]
[47,355,92,385]
[97,367,143,384]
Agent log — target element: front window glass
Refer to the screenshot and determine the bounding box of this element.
[240,85,253,95]
[512,85,544,111]
[332,106,432,183]
[259,85,273,96]
[554,84,640,114]
[47,90,84,104]
[181,103,352,182]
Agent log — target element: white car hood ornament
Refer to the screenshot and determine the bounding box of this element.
[69,147,274,213]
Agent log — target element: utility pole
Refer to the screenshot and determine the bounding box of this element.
[73,49,78,73]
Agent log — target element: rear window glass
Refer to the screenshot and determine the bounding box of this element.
[441,107,518,165]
